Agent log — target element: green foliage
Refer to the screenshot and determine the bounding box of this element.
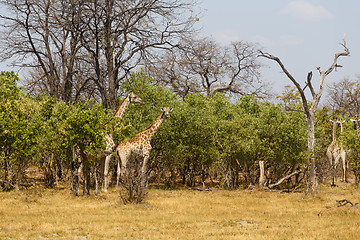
[148,93,308,188]
[340,119,360,177]
[152,93,220,186]
[0,71,21,101]
[0,69,314,191]
[215,96,307,187]
[0,73,40,189]
[0,76,109,190]
[64,100,107,154]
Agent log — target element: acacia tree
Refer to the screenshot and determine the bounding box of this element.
[146,36,267,99]
[259,38,350,194]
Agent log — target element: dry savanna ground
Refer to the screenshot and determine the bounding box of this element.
[0,183,359,240]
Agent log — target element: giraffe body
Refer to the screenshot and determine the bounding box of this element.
[101,92,144,192]
[116,107,173,185]
[326,120,347,186]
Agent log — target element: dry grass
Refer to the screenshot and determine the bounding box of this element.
[0,184,359,240]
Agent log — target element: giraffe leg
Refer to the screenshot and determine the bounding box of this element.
[332,154,341,186]
[117,151,128,186]
[141,150,151,187]
[341,152,347,182]
[116,158,121,186]
[102,153,112,193]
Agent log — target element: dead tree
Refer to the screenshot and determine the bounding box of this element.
[259,37,350,194]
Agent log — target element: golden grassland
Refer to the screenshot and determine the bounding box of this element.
[0,184,359,240]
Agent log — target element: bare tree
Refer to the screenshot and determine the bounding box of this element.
[79,0,198,109]
[0,0,88,102]
[0,0,199,107]
[147,36,268,99]
[259,38,350,194]
[327,76,360,116]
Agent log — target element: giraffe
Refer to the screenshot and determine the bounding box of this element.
[101,92,144,192]
[115,107,173,186]
[326,119,340,186]
[326,119,346,186]
[337,120,348,183]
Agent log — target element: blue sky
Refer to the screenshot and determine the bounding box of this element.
[199,0,360,96]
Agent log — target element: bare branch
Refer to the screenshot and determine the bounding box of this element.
[258,51,309,114]
[147,37,266,99]
[324,38,350,76]
[306,71,315,97]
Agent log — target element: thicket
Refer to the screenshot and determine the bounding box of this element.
[1,71,359,193]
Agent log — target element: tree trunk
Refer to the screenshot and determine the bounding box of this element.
[81,152,90,196]
[306,116,318,194]
[94,161,99,196]
[259,161,265,187]
[71,148,82,196]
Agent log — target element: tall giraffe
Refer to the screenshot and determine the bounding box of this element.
[115,107,173,186]
[326,120,340,186]
[101,92,144,192]
[326,119,346,186]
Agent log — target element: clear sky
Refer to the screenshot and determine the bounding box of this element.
[199,0,360,97]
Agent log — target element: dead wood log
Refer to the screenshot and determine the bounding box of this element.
[268,170,301,189]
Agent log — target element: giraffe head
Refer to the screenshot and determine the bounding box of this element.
[160,107,173,119]
[350,115,360,129]
[128,92,145,105]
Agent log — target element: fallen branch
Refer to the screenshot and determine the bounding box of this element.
[336,199,357,207]
[189,187,214,191]
[268,170,301,189]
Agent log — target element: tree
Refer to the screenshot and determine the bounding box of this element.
[151,93,220,187]
[0,0,199,108]
[64,100,107,195]
[0,0,87,102]
[0,72,42,190]
[259,38,350,194]
[327,76,360,116]
[214,96,307,189]
[146,36,267,100]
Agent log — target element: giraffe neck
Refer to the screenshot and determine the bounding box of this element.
[332,122,337,142]
[140,114,165,142]
[101,94,131,129]
[114,94,130,120]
